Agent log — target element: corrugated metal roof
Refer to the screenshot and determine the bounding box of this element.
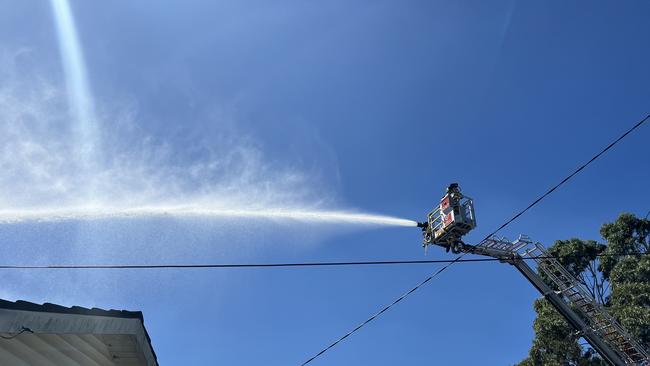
[0,299,144,320]
[0,299,158,366]
[0,299,144,322]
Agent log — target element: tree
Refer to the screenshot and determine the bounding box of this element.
[516,213,649,365]
[600,214,650,346]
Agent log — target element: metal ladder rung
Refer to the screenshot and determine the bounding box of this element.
[563,286,578,293]
[608,337,627,345]
[567,291,582,298]
[483,241,495,248]
[511,242,529,252]
[578,302,594,309]
[602,329,620,336]
[499,237,650,363]
[524,247,542,256]
[594,326,615,333]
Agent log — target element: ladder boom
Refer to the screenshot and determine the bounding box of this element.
[419,184,648,365]
[469,236,649,366]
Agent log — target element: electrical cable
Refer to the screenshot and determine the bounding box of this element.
[0,327,33,340]
[483,113,649,240]
[300,254,463,365]
[299,113,650,365]
[0,252,646,270]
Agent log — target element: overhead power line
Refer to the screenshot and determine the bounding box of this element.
[300,113,650,365]
[483,113,649,240]
[300,255,463,365]
[1,252,645,271]
[0,327,33,340]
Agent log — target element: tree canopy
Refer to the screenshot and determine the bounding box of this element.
[516,213,650,366]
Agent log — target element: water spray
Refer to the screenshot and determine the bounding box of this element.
[0,206,417,227]
[38,1,420,231]
[50,0,100,166]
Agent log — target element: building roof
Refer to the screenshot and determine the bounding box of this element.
[0,299,158,366]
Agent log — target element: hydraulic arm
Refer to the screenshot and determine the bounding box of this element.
[471,236,649,365]
[419,184,650,365]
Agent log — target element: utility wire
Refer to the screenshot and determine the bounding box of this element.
[483,113,649,240]
[300,254,463,365]
[0,253,646,270]
[0,327,33,340]
[300,113,650,365]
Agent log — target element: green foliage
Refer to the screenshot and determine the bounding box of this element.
[526,298,582,365]
[601,214,650,345]
[516,213,649,365]
[599,213,650,280]
[546,239,605,279]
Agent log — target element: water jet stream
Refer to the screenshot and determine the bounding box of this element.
[41,2,416,231]
[50,0,100,165]
[0,207,417,227]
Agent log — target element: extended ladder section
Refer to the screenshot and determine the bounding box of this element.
[470,236,650,366]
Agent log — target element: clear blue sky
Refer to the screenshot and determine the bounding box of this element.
[1,1,649,364]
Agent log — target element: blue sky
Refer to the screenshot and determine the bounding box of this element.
[1,1,649,364]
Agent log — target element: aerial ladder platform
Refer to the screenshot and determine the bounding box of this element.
[418,184,650,366]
